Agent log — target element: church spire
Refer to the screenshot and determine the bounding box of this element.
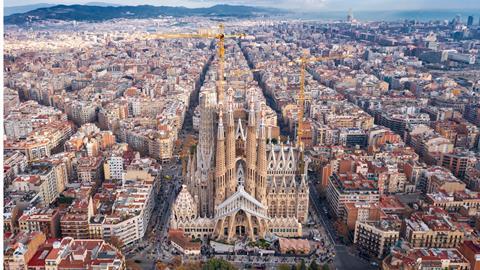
[225,98,236,197]
[248,99,256,127]
[245,100,257,196]
[217,110,225,140]
[215,109,226,207]
[227,98,234,126]
[256,110,267,205]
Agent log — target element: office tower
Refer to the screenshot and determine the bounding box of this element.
[467,15,474,26]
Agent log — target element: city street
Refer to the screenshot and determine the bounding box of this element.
[125,160,183,268]
[308,182,377,270]
[215,253,324,270]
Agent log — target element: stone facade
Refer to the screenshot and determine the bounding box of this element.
[170,88,309,242]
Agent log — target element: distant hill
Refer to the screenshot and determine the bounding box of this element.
[4,3,55,16]
[4,4,285,25]
[84,2,121,7]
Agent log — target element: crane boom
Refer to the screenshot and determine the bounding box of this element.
[142,24,246,106]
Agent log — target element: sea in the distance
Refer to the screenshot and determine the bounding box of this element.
[291,9,480,22]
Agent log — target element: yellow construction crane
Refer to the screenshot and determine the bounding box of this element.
[293,51,352,149]
[287,51,352,173]
[144,24,246,106]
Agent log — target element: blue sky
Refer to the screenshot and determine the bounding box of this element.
[5,0,480,11]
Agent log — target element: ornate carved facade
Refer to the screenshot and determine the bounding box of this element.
[171,88,309,242]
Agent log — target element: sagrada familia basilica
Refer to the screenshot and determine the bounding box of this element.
[170,61,310,242]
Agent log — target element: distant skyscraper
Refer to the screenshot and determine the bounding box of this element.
[467,15,474,26]
[347,8,353,22]
[452,14,461,25]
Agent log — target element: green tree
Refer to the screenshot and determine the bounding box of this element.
[176,262,202,270]
[298,260,307,270]
[57,194,74,205]
[202,258,236,270]
[322,264,330,270]
[277,264,292,270]
[309,261,319,270]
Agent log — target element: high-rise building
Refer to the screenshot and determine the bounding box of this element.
[467,15,474,26]
[452,14,461,25]
[347,8,354,22]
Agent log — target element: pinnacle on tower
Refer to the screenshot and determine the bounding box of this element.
[217,109,224,140]
[258,110,266,139]
[227,98,234,127]
[248,99,256,127]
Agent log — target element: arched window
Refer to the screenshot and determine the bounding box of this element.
[236,163,245,187]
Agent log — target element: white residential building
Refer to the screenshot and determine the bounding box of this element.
[104,155,125,181]
[102,170,156,247]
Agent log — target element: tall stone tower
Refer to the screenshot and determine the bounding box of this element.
[245,101,257,196]
[225,101,236,197]
[256,112,267,205]
[214,109,226,208]
[196,90,216,217]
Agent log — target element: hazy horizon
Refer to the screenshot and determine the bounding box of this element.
[5,0,480,12]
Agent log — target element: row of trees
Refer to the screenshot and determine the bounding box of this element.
[278,259,330,270]
[158,258,330,270]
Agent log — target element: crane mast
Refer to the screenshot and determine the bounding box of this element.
[295,52,352,172]
[217,24,225,105]
[297,52,307,149]
[143,23,245,107]
[295,52,351,148]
